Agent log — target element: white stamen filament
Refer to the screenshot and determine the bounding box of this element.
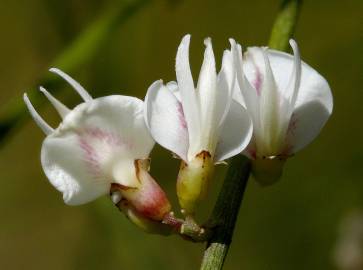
[287,39,302,110]
[23,93,54,135]
[49,68,93,102]
[39,86,70,118]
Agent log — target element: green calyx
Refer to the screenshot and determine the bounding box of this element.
[251,156,287,186]
[177,151,214,215]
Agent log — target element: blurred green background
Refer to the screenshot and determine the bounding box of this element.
[0,0,362,269]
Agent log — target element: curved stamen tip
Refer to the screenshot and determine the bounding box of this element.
[23,93,54,135]
[289,39,298,50]
[289,39,300,59]
[287,39,302,108]
[49,67,93,102]
[39,86,70,118]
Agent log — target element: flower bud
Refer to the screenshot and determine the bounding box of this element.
[176,151,214,214]
[113,159,171,221]
[112,192,173,235]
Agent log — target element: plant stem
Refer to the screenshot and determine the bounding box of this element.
[200,156,251,270]
[0,0,151,146]
[269,0,302,51]
[199,1,302,269]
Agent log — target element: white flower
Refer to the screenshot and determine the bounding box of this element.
[231,39,333,183]
[145,34,252,163]
[144,35,252,213]
[24,68,171,221]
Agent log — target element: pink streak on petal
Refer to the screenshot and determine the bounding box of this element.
[287,113,298,136]
[79,136,102,178]
[282,113,298,155]
[252,68,262,96]
[77,127,132,179]
[177,101,188,130]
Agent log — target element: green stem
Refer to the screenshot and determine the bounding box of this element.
[0,0,151,146]
[200,1,302,269]
[200,156,251,270]
[268,0,302,51]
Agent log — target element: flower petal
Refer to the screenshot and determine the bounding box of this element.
[175,35,201,158]
[196,38,221,154]
[285,80,332,154]
[217,49,235,127]
[144,80,189,161]
[214,100,253,162]
[41,95,154,205]
[230,40,261,136]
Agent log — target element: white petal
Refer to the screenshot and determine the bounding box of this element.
[49,68,93,102]
[39,86,70,118]
[41,95,154,205]
[23,93,54,135]
[166,81,181,101]
[259,48,283,154]
[244,47,285,155]
[41,132,110,205]
[214,100,253,162]
[217,49,235,127]
[232,81,245,107]
[144,80,189,161]
[285,76,332,154]
[230,40,260,133]
[175,35,201,156]
[196,38,220,154]
[166,81,178,93]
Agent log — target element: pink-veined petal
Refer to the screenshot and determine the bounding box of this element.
[144,80,189,161]
[243,42,332,155]
[41,95,154,205]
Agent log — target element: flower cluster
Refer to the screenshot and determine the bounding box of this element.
[24,35,332,233]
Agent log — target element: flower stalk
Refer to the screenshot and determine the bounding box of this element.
[200,155,251,270]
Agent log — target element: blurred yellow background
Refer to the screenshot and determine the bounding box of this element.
[0,0,362,269]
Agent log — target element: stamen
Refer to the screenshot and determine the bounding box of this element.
[39,87,70,118]
[287,39,302,108]
[23,93,54,135]
[49,68,93,102]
